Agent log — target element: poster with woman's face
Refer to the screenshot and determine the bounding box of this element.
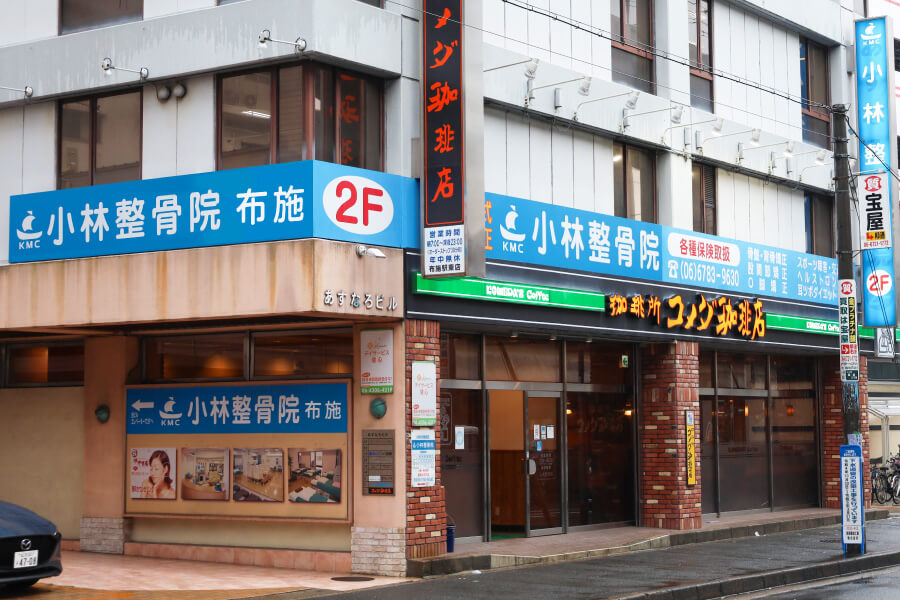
[130,448,177,500]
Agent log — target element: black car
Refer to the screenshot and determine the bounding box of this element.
[0,501,62,590]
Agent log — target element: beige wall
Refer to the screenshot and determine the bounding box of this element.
[130,518,351,551]
[0,386,84,538]
[352,322,407,528]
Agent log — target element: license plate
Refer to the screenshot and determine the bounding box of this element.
[13,550,38,569]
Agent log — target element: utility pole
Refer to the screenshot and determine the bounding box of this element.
[833,103,863,556]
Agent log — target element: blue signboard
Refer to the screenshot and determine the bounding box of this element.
[839,444,865,553]
[855,18,897,326]
[126,382,348,435]
[485,192,838,306]
[11,161,419,263]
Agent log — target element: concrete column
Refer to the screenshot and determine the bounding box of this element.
[639,341,701,529]
[80,336,139,553]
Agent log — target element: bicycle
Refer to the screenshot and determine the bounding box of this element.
[871,458,891,505]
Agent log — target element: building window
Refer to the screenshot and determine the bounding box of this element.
[613,143,656,222]
[252,330,353,378]
[58,91,142,189]
[805,193,834,257]
[60,0,142,34]
[692,163,716,234]
[610,0,654,93]
[143,334,246,382]
[6,343,84,386]
[800,38,830,148]
[688,0,713,111]
[218,64,382,171]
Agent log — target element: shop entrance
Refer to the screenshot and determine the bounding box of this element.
[489,390,562,538]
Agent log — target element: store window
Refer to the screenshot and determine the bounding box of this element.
[6,343,84,386]
[252,330,352,378]
[613,143,656,222]
[688,0,713,111]
[610,0,654,93]
[59,91,142,189]
[444,333,481,380]
[143,334,246,382]
[484,337,560,382]
[60,0,142,34]
[691,163,716,235]
[805,193,834,257]
[218,64,382,171]
[800,38,831,148]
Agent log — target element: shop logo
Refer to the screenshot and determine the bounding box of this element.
[323,176,394,236]
[840,280,855,296]
[864,175,883,193]
[861,22,882,45]
[16,211,42,249]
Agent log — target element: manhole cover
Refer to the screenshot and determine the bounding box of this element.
[332,576,375,582]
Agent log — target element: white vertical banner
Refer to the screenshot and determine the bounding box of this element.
[411,360,437,426]
[360,329,394,394]
[411,430,436,487]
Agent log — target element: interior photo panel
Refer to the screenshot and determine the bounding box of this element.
[181,448,229,501]
[233,448,284,502]
[287,448,342,503]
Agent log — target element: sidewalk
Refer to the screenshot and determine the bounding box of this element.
[316,513,900,600]
[409,507,890,577]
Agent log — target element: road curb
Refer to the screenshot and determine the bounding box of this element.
[407,509,890,578]
[610,549,900,600]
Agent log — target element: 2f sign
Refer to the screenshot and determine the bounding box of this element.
[323,176,394,235]
[867,269,893,297]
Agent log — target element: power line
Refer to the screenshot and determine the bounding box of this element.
[844,114,900,185]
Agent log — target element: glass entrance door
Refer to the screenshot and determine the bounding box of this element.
[488,390,562,538]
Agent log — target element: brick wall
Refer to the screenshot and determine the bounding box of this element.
[405,320,447,559]
[822,355,870,509]
[351,527,406,576]
[79,517,125,554]
[639,341,702,530]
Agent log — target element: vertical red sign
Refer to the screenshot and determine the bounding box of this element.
[423,0,466,276]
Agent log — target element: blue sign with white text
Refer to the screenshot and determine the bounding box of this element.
[10,161,419,263]
[485,192,838,306]
[126,382,348,435]
[855,17,897,326]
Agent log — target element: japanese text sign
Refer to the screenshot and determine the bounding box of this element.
[839,279,860,381]
[411,361,437,426]
[686,411,696,486]
[608,292,766,339]
[126,382,348,435]
[855,17,897,326]
[11,161,419,263]
[360,329,394,394]
[840,444,865,547]
[485,193,837,306]
[422,0,466,276]
[411,429,437,487]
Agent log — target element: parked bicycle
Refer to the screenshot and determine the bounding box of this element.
[871,458,891,504]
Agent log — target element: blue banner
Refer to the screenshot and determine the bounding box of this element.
[485,192,838,306]
[126,382,348,435]
[11,161,419,263]
[855,17,897,326]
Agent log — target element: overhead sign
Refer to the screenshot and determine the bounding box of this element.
[422,0,466,276]
[608,293,766,339]
[360,329,394,394]
[839,279,860,382]
[411,429,437,487]
[855,17,897,326]
[858,172,892,250]
[125,383,348,435]
[413,273,606,311]
[840,444,865,550]
[485,193,838,306]
[10,161,419,263]
[411,361,438,427]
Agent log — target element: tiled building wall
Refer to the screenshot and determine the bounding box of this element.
[639,341,702,530]
[405,319,447,559]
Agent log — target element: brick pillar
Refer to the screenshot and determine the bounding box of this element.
[639,341,702,530]
[405,320,447,559]
[822,355,871,509]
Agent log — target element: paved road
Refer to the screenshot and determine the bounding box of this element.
[745,565,900,599]
[292,517,900,600]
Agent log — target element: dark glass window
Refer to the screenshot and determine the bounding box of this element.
[143,334,245,381]
[443,333,481,380]
[613,143,656,222]
[484,337,560,382]
[60,0,142,34]
[7,344,84,386]
[610,0,654,93]
[692,163,716,234]
[218,64,382,171]
[252,330,352,378]
[800,38,831,148]
[688,0,713,110]
[805,193,834,257]
[59,92,142,189]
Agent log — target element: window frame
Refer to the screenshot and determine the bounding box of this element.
[691,162,717,235]
[610,0,655,93]
[613,142,658,224]
[804,193,835,258]
[215,63,384,172]
[56,88,144,190]
[800,37,831,147]
[688,0,714,109]
[59,0,143,35]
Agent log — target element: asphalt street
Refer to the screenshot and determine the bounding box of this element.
[295,517,900,600]
[743,564,900,599]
